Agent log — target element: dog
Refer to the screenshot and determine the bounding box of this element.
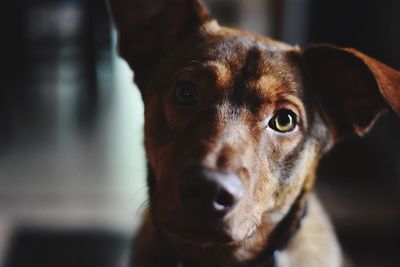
[107,0,400,266]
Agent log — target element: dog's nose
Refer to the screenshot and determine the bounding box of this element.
[178,166,243,217]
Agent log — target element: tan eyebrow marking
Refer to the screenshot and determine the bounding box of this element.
[257,75,282,91]
[207,61,232,88]
[246,74,284,100]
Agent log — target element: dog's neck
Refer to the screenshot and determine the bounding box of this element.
[252,199,308,267]
[178,197,308,267]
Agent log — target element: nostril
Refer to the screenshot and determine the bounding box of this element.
[214,189,235,211]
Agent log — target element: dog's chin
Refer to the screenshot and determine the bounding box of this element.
[160,219,260,248]
[161,222,238,247]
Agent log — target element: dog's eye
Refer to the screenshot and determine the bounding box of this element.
[174,81,197,105]
[269,109,297,133]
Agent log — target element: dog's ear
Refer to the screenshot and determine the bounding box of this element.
[107,0,209,84]
[303,44,400,140]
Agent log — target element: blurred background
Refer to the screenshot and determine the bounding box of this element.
[0,0,399,266]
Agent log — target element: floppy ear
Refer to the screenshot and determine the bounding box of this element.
[107,0,210,85]
[304,45,400,140]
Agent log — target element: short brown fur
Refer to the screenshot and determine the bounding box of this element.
[107,1,400,267]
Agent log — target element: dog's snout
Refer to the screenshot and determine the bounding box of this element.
[178,166,243,217]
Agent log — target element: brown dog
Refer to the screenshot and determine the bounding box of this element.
[107,1,400,266]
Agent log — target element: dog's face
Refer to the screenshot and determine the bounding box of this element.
[108,0,400,263]
[142,29,325,249]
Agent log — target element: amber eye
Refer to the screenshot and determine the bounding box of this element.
[174,81,197,105]
[269,109,297,133]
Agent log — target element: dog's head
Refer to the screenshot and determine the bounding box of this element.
[108,0,400,264]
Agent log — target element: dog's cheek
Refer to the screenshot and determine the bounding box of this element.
[272,140,319,214]
[145,97,169,144]
[145,101,189,204]
[246,136,318,231]
[144,99,178,183]
[251,134,304,203]
[234,134,290,227]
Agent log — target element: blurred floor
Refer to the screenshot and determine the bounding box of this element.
[0,45,146,267]
[0,46,146,232]
[3,228,131,267]
[0,3,147,265]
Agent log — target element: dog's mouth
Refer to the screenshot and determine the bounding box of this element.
[162,221,236,246]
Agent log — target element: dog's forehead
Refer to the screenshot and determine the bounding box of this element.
[192,34,302,99]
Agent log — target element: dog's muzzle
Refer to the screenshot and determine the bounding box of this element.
[178,165,243,219]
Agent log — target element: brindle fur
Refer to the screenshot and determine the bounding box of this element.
[107,1,400,267]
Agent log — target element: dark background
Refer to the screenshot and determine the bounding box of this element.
[0,0,399,267]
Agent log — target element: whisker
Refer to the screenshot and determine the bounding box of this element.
[250,215,265,244]
[129,184,148,201]
[135,198,150,217]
